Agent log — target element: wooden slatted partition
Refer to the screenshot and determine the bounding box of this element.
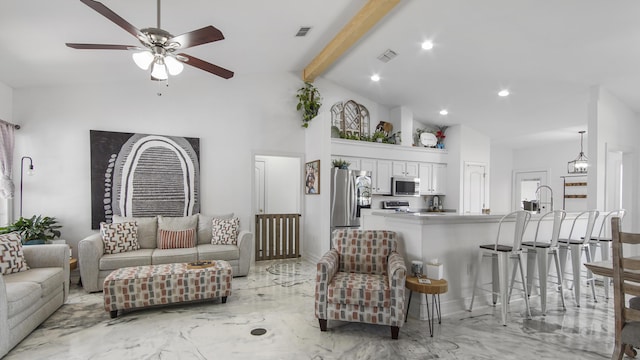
[255,214,301,261]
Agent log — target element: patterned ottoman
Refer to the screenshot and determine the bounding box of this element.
[103,261,232,318]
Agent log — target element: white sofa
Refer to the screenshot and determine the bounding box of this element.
[78,214,253,293]
[0,243,69,358]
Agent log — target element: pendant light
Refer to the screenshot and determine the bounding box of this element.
[567,131,588,174]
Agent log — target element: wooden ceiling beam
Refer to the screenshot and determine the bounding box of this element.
[302,0,400,83]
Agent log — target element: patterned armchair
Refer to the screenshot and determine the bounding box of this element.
[315,229,407,339]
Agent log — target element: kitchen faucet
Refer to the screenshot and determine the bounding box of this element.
[535,185,554,213]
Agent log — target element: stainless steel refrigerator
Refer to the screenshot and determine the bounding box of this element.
[330,168,372,229]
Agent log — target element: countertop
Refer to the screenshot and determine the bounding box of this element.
[370,210,574,224]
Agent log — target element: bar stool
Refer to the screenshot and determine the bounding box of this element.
[588,209,626,299]
[557,209,599,307]
[469,210,532,326]
[519,210,567,315]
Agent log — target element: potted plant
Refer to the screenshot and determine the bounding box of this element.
[332,159,350,169]
[296,82,322,128]
[0,215,62,245]
[371,130,387,143]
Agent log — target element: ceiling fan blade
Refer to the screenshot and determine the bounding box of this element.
[66,43,139,50]
[178,53,234,79]
[79,0,144,39]
[169,26,225,49]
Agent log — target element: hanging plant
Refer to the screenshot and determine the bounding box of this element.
[296,82,322,128]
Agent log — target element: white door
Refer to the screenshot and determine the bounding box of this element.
[464,163,486,213]
[512,170,548,212]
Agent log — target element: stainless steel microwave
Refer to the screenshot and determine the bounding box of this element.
[391,177,420,196]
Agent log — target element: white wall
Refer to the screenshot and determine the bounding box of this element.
[489,144,513,213]
[589,86,640,231]
[12,72,307,256]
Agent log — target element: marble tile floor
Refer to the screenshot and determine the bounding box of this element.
[5,259,619,360]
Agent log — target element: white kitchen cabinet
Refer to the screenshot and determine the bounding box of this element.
[392,161,419,177]
[361,158,392,194]
[375,160,392,194]
[419,163,447,195]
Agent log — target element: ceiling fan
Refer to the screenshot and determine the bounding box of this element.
[66,0,234,81]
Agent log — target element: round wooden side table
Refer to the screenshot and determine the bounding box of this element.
[405,276,448,337]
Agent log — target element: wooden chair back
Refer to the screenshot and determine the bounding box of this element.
[611,216,640,359]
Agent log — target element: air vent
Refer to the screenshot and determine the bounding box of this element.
[377,49,398,63]
[295,27,312,37]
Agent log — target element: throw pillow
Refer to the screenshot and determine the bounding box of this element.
[112,215,157,249]
[158,228,196,249]
[197,213,234,245]
[0,232,29,275]
[211,217,239,245]
[158,215,198,243]
[100,222,140,254]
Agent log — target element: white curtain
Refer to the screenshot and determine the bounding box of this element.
[0,120,15,199]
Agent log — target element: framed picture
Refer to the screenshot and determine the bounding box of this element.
[305,160,320,195]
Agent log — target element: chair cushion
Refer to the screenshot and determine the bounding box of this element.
[4,281,41,317]
[151,247,198,265]
[621,322,640,347]
[521,241,551,248]
[4,267,64,299]
[332,229,396,275]
[113,215,158,249]
[479,244,513,252]
[197,244,240,261]
[100,222,140,254]
[100,249,154,270]
[327,272,390,308]
[0,232,29,275]
[558,238,584,245]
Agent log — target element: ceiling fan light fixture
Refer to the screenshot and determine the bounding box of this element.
[132,51,154,70]
[150,58,168,80]
[164,55,184,75]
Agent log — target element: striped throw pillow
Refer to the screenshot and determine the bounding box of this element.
[158,228,196,249]
[0,232,29,275]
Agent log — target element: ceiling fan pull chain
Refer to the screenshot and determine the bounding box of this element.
[157,0,161,29]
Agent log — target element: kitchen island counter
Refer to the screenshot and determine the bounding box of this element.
[364,210,587,320]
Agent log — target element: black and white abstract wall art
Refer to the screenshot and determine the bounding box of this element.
[90,130,200,229]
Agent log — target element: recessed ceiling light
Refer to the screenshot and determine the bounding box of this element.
[421,40,434,50]
[371,74,380,82]
[498,89,510,97]
[439,109,448,115]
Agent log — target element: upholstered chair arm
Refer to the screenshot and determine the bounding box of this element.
[23,244,70,302]
[79,232,104,293]
[387,251,407,325]
[0,273,8,357]
[236,230,253,276]
[315,249,339,320]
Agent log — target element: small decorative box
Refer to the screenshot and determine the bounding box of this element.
[426,262,443,280]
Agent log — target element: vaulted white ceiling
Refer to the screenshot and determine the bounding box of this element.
[1,0,639,148]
